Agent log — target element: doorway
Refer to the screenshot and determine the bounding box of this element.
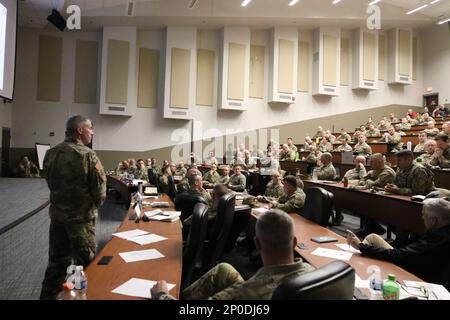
[1,127,11,177]
[423,93,439,112]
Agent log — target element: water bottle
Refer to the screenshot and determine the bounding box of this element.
[138,181,143,194]
[73,266,88,300]
[312,168,318,181]
[383,274,400,300]
[407,141,412,151]
[367,265,383,300]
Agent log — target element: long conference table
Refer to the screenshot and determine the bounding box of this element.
[85,194,183,300]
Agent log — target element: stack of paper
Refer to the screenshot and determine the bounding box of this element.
[112,229,167,245]
[149,211,181,222]
[112,278,175,299]
[311,247,353,261]
[119,249,165,263]
[132,179,146,186]
[113,229,149,240]
[401,281,450,300]
[335,243,361,254]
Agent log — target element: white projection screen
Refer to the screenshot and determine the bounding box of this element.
[0,0,17,101]
[35,143,50,170]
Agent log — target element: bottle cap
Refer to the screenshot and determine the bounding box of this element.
[388,274,396,281]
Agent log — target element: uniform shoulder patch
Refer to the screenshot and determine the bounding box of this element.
[95,159,104,172]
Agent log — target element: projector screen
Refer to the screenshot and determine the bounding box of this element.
[35,143,51,171]
[0,0,17,101]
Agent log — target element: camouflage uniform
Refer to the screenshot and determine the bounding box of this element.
[203,170,220,187]
[279,150,295,161]
[359,166,396,188]
[158,260,314,300]
[305,151,321,164]
[177,177,190,193]
[133,167,147,180]
[264,180,284,200]
[315,163,337,181]
[115,165,129,175]
[174,167,187,178]
[392,163,436,195]
[18,161,40,178]
[158,174,170,194]
[227,173,246,192]
[387,132,403,152]
[325,135,336,144]
[318,142,333,153]
[378,124,390,131]
[415,153,438,169]
[218,174,230,185]
[390,117,399,123]
[354,142,372,156]
[429,146,450,168]
[334,144,353,152]
[365,129,381,137]
[40,137,106,300]
[424,128,440,138]
[187,188,213,208]
[413,142,426,153]
[231,157,257,170]
[336,133,352,143]
[204,157,218,166]
[343,166,367,181]
[288,144,298,153]
[400,123,412,130]
[275,188,306,214]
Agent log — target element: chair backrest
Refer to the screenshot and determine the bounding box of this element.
[272,261,355,300]
[300,187,334,227]
[223,205,252,253]
[106,176,131,207]
[147,168,158,186]
[174,192,208,221]
[181,203,209,290]
[167,176,177,201]
[203,193,236,271]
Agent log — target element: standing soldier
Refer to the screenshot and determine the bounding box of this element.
[40,115,106,300]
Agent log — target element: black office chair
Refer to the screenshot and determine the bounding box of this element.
[167,175,177,201]
[106,176,131,207]
[147,168,158,186]
[223,205,252,253]
[299,186,335,227]
[203,193,236,271]
[181,203,209,290]
[272,261,355,300]
[174,192,209,221]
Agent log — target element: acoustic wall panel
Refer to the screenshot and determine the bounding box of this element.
[363,32,376,81]
[378,34,386,81]
[170,48,191,108]
[249,45,265,98]
[323,35,337,87]
[340,38,349,86]
[37,35,62,102]
[413,37,417,81]
[297,41,309,92]
[227,43,246,100]
[278,39,294,94]
[196,49,215,106]
[106,40,130,104]
[138,48,159,108]
[74,40,98,104]
[399,29,411,77]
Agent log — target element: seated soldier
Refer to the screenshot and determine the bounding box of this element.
[158,165,172,194]
[377,119,390,131]
[419,112,434,125]
[17,156,40,178]
[353,134,372,156]
[336,128,352,143]
[133,159,147,180]
[203,164,220,188]
[128,159,137,175]
[351,130,362,144]
[334,139,353,152]
[429,134,450,169]
[303,136,315,151]
[358,153,396,189]
[365,124,381,138]
[177,167,200,193]
[185,174,213,207]
[144,158,152,170]
[204,151,218,166]
[318,137,333,152]
[342,155,367,183]
[383,126,403,152]
[441,121,450,135]
[287,137,297,153]
[400,118,412,130]
[312,126,325,139]
[152,209,314,300]
[359,125,367,136]
[218,165,231,185]
[268,175,306,214]
[174,160,187,178]
[389,112,399,123]
[415,140,439,170]
[115,160,130,175]
[188,164,203,177]
[149,157,160,174]
[242,150,257,170]
[413,132,428,153]
[260,151,280,174]
[324,130,336,144]
[227,166,247,192]
[406,115,418,126]
[424,121,440,138]
[258,171,284,202]
[314,152,337,181]
[279,144,295,161]
[394,123,406,136]
[347,198,450,290]
[385,150,436,196]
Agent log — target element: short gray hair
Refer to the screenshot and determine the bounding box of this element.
[66,115,89,136]
[188,174,201,187]
[423,198,450,225]
[256,209,294,253]
[321,152,332,161]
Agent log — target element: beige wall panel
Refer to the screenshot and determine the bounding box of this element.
[413,37,418,81]
[138,48,159,108]
[297,41,309,92]
[340,38,349,86]
[74,40,98,104]
[106,40,130,104]
[170,48,190,108]
[37,35,63,102]
[278,39,294,94]
[399,30,411,77]
[378,34,386,80]
[227,43,245,100]
[363,32,376,81]
[249,45,265,98]
[323,35,337,87]
[196,49,215,106]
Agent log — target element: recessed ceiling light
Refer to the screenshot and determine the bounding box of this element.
[332,0,342,4]
[241,0,252,7]
[369,0,381,5]
[437,17,450,24]
[430,0,441,4]
[289,0,300,6]
[406,4,428,15]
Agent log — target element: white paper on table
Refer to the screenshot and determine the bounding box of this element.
[128,234,168,245]
[135,205,142,218]
[144,209,163,218]
[113,229,149,240]
[403,281,450,300]
[355,274,369,289]
[253,208,269,214]
[112,278,175,299]
[311,247,353,261]
[335,243,361,254]
[119,249,165,263]
[160,211,181,216]
[143,195,158,199]
[132,179,146,186]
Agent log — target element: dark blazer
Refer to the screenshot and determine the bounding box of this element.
[359,224,450,289]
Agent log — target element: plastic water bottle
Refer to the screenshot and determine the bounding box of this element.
[367,265,383,300]
[407,141,412,151]
[383,274,400,300]
[72,266,88,300]
[312,168,318,181]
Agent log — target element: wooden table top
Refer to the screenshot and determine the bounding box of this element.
[84,194,182,300]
